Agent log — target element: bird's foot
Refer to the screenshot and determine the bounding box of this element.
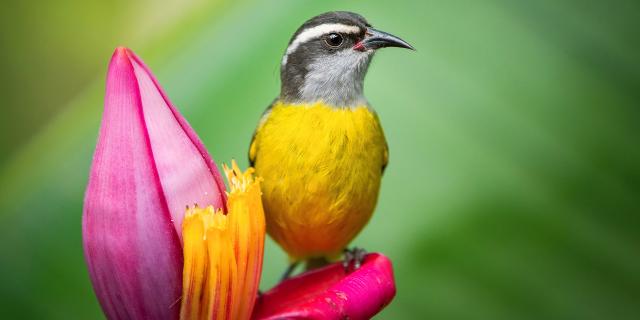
[343,247,367,272]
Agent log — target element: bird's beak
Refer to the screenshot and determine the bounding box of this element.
[354,27,415,51]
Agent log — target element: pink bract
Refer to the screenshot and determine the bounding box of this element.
[253,253,396,320]
[82,47,226,319]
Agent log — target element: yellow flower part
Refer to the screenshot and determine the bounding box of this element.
[180,161,265,320]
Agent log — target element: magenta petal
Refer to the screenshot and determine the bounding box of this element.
[82,47,225,319]
[127,49,227,236]
[252,253,397,320]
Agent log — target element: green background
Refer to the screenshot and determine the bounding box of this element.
[1,0,639,319]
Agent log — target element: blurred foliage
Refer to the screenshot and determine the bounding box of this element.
[1,0,639,319]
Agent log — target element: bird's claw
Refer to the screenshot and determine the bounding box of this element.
[343,247,367,272]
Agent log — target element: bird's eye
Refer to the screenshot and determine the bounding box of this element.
[324,33,344,47]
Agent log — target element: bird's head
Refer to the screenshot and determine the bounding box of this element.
[280,11,414,107]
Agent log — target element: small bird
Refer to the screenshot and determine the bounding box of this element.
[249,11,413,277]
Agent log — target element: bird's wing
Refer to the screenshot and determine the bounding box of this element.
[382,140,389,174]
[248,134,257,168]
[249,99,277,167]
[372,110,389,174]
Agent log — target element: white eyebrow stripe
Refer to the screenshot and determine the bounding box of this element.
[282,23,361,66]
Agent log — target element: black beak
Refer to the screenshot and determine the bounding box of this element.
[357,27,415,51]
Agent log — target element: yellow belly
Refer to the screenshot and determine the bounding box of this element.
[251,101,387,260]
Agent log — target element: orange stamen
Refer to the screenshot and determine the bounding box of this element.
[180,161,265,320]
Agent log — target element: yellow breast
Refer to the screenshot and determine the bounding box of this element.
[251,101,387,260]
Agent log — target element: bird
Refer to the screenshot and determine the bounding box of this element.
[249,11,413,278]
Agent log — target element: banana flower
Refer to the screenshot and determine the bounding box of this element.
[82,47,396,320]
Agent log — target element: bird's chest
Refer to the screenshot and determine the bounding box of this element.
[254,103,386,202]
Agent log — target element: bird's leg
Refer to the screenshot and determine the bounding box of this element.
[305,256,330,271]
[343,247,368,272]
[279,261,300,282]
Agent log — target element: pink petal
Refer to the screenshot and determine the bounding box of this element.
[82,47,225,319]
[252,253,396,320]
[127,49,227,236]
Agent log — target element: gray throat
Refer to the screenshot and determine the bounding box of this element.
[280,50,374,107]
